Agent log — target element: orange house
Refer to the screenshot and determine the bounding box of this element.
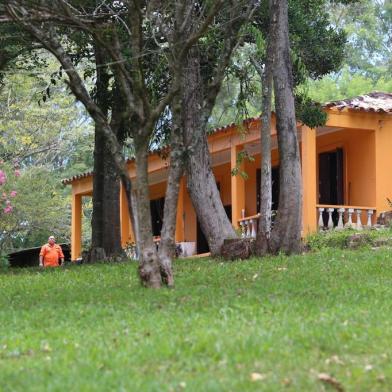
[63,92,392,260]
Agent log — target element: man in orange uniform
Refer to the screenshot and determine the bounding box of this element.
[39,236,64,267]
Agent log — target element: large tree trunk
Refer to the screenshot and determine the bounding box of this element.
[89,46,123,262]
[182,3,257,256]
[269,0,302,254]
[134,141,162,288]
[254,0,275,256]
[157,95,184,287]
[91,125,105,252]
[183,49,236,256]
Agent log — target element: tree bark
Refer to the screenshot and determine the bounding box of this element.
[182,2,257,256]
[269,0,302,254]
[253,0,275,256]
[89,45,123,262]
[157,95,184,287]
[183,48,236,256]
[134,141,162,288]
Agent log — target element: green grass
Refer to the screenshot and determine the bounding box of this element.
[1,248,392,391]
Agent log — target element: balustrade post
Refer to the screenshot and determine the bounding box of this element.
[345,208,354,228]
[336,208,345,230]
[367,210,374,228]
[243,220,248,238]
[356,209,363,230]
[240,221,246,238]
[318,208,325,230]
[327,208,334,230]
[251,219,257,238]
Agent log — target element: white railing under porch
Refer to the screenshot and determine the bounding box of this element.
[317,204,376,231]
[238,213,260,238]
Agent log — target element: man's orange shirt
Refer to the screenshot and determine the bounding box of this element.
[40,243,64,267]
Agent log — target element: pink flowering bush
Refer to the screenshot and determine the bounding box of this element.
[0,169,6,185]
[0,163,19,215]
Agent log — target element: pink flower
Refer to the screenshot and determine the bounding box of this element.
[3,205,13,214]
[10,191,17,197]
[14,169,20,178]
[5,200,11,205]
[2,192,6,199]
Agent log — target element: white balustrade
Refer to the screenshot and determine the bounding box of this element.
[367,210,374,228]
[327,208,334,230]
[356,209,363,230]
[317,206,376,231]
[337,208,345,230]
[238,214,260,239]
[318,208,325,229]
[240,221,246,238]
[345,208,354,228]
[250,219,257,238]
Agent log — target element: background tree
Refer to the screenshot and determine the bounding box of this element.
[0,56,94,252]
[3,0,230,287]
[306,0,391,102]
[181,1,257,256]
[267,0,302,253]
[251,0,353,253]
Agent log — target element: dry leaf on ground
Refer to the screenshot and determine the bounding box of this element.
[318,373,344,392]
[325,355,344,365]
[251,372,267,382]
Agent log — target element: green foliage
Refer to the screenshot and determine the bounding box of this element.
[329,0,392,77]
[0,54,94,171]
[0,54,94,252]
[295,92,327,128]
[0,19,45,86]
[306,66,392,103]
[211,0,391,128]
[0,252,9,270]
[0,166,69,250]
[2,248,392,390]
[211,0,350,128]
[231,150,255,180]
[306,0,392,102]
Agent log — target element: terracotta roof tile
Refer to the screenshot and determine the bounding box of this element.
[61,171,93,185]
[323,92,392,114]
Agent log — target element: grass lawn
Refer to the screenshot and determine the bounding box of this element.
[1,246,392,391]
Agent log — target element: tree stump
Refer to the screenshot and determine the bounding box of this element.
[221,238,251,261]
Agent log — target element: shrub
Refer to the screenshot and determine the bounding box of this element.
[306,227,392,251]
[0,252,10,270]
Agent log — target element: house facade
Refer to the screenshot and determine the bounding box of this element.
[63,92,392,260]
